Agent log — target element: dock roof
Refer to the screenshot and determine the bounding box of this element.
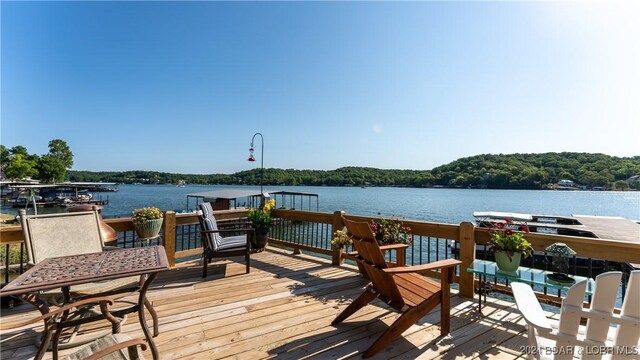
[187,189,318,200]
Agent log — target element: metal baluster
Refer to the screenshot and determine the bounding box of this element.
[4,244,9,284]
[19,243,25,274]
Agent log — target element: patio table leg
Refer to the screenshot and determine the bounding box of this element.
[138,272,160,360]
[474,274,493,313]
[51,286,72,360]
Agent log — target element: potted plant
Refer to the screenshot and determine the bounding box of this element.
[487,219,533,272]
[331,230,352,250]
[132,207,164,239]
[247,199,276,251]
[368,216,413,245]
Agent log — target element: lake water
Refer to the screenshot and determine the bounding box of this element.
[7,184,635,223]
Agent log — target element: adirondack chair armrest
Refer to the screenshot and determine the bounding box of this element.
[84,337,148,360]
[382,259,461,274]
[347,244,408,257]
[511,282,553,332]
[0,296,115,331]
[379,244,410,251]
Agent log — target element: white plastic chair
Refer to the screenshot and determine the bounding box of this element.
[511,270,640,360]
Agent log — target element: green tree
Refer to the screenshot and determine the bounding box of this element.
[2,145,39,180]
[37,139,74,183]
[0,145,10,165]
[612,180,629,190]
[4,153,39,180]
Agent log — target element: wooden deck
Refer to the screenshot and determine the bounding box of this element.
[1,248,535,359]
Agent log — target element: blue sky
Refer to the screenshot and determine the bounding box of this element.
[2,1,638,174]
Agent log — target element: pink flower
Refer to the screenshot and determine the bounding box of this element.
[505,229,513,235]
[495,222,504,229]
[504,218,513,224]
[520,225,530,233]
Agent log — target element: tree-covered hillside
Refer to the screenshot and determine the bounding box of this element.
[430,153,640,189]
[67,152,640,190]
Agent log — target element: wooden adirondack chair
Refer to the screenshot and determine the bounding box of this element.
[511,270,640,360]
[332,216,461,358]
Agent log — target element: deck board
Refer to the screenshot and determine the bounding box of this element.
[1,247,533,359]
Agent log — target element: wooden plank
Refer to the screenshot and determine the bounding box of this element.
[268,239,334,256]
[0,248,540,360]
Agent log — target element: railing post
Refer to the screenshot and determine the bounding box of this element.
[332,210,345,266]
[458,221,475,298]
[163,211,176,268]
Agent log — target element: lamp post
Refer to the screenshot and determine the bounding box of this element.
[248,132,264,195]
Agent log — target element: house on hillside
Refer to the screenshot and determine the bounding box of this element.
[558,179,575,187]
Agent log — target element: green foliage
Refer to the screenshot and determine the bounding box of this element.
[429,152,640,189]
[3,145,40,180]
[248,199,276,234]
[131,207,163,225]
[64,152,640,190]
[37,139,74,183]
[1,140,74,183]
[4,153,39,180]
[368,217,413,245]
[0,244,28,266]
[331,230,352,249]
[487,222,533,258]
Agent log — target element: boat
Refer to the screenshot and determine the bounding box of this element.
[8,183,110,209]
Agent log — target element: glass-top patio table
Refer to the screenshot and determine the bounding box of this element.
[466,259,595,312]
[1,246,169,360]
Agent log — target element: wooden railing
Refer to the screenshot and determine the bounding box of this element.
[2,208,638,304]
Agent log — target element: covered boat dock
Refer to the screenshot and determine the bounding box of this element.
[186,189,319,211]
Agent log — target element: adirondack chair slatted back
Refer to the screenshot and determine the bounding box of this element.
[584,272,622,345]
[557,280,588,339]
[342,216,404,307]
[513,270,640,360]
[19,209,105,266]
[614,271,640,357]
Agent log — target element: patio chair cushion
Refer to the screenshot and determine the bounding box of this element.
[216,235,249,252]
[198,203,223,251]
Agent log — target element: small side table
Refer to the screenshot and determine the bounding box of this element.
[136,234,162,247]
[466,259,595,313]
